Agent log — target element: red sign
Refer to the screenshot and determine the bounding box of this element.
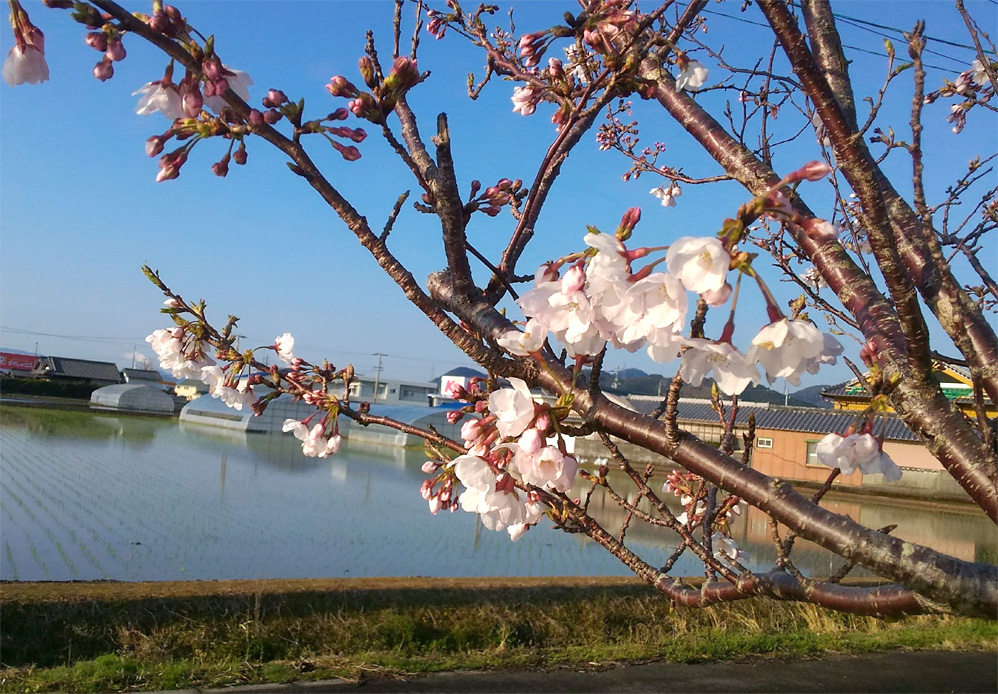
[0,352,38,371]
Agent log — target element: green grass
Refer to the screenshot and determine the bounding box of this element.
[2,578,995,693]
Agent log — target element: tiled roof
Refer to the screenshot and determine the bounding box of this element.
[121,368,162,381]
[627,397,919,442]
[39,357,121,383]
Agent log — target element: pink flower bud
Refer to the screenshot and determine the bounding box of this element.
[93,58,114,82]
[263,108,283,124]
[331,141,362,161]
[211,155,230,177]
[105,38,125,62]
[326,76,359,98]
[146,135,166,158]
[202,57,222,81]
[183,87,203,117]
[248,108,265,128]
[461,418,484,443]
[262,88,289,108]
[548,57,564,79]
[446,410,463,424]
[421,461,440,474]
[85,32,108,52]
[328,108,349,121]
[519,428,543,454]
[420,479,434,500]
[701,282,732,306]
[233,145,247,165]
[534,412,551,432]
[149,10,172,35]
[793,160,833,182]
[561,264,585,294]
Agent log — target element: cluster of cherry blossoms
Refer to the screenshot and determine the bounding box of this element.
[282,415,342,459]
[495,195,844,397]
[421,378,578,541]
[145,302,301,413]
[815,431,902,482]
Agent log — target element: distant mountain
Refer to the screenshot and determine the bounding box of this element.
[584,368,812,406]
[791,384,836,409]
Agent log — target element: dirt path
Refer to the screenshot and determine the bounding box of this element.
[153,650,996,693]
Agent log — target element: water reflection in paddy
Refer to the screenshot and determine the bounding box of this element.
[2,405,994,582]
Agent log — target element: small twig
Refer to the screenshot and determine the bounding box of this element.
[381,191,410,241]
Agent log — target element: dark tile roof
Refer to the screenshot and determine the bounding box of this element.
[121,368,162,381]
[627,397,919,442]
[38,357,121,383]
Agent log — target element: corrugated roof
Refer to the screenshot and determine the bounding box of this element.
[627,398,919,442]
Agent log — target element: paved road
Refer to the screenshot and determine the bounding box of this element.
[162,650,996,693]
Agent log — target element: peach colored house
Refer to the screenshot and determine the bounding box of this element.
[625,397,971,503]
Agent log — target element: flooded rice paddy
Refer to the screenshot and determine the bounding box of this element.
[1,405,994,582]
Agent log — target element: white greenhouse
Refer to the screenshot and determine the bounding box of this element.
[90,383,176,415]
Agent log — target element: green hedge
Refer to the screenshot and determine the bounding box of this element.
[0,377,100,399]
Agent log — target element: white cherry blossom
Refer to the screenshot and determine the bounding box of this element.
[650,182,682,207]
[511,86,537,115]
[3,41,48,86]
[133,80,184,119]
[679,338,759,396]
[816,433,901,481]
[497,318,548,356]
[666,236,730,294]
[274,332,295,364]
[676,59,708,92]
[746,318,826,384]
[488,378,536,438]
[516,445,578,493]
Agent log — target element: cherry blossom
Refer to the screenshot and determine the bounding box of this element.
[145,327,215,379]
[781,332,844,386]
[746,318,826,384]
[3,40,48,86]
[675,59,708,92]
[679,338,759,396]
[615,272,688,348]
[274,332,295,364]
[816,433,902,481]
[497,318,548,356]
[650,182,682,207]
[971,59,990,87]
[488,378,536,438]
[453,455,527,531]
[133,80,184,119]
[516,444,578,493]
[666,236,730,294]
[511,86,537,116]
[283,419,341,458]
[712,532,748,568]
[507,497,546,541]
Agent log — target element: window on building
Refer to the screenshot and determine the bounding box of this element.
[805,440,821,467]
[756,437,773,449]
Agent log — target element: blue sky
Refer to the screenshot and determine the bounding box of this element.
[1,1,994,386]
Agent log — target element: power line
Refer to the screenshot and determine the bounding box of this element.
[0,326,144,343]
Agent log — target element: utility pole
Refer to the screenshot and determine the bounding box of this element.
[372,352,385,404]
